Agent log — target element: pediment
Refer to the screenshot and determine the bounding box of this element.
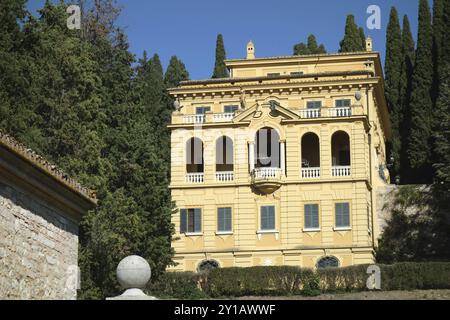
[233,100,299,123]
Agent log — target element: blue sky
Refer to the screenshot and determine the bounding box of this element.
[27,0,423,80]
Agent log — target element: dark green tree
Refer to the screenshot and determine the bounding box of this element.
[431,0,445,109]
[433,0,450,202]
[212,34,228,78]
[293,34,326,55]
[359,27,366,49]
[164,56,189,88]
[339,15,365,52]
[407,0,434,183]
[398,15,416,182]
[385,7,403,177]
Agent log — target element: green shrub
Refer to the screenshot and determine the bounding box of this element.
[146,272,206,299]
[380,262,450,291]
[146,262,450,299]
[317,265,369,292]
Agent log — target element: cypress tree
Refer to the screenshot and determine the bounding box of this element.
[293,34,326,55]
[431,0,444,108]
[359,27,366,49]
[433,0,450,197]
[339,15,365,52]
[398,15,415,182]
[212,34,228,78]
[164,56,189,88]
[385,7,403,177]
[407,0,434,183]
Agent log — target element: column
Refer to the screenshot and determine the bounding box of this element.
[280,140,286,176]
[249,142,255,172]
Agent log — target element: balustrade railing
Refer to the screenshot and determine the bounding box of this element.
[213,113,234,123]
[216,171,234,182]
[183,115,205,124]
[301,167,321,179]
[331,166,351,177]
[299,109,321,119]
[252,167,283,179]
[185,173,205,183]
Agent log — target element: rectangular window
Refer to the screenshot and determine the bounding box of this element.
[180,208,202,233]
[217,207,232,232]
[335,203,350,228]
[267,73,281,77]
[290,72,304,76]
[307,101,322,109]
[196,106,211,115]
[260,206,276,230]
[335,99,351,108]
[224,105,239,113]
[304,204,319,229]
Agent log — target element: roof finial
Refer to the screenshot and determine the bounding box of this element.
[247,40,255,59]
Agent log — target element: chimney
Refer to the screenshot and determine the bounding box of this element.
[365,36,373,52]
[247,40,255,59]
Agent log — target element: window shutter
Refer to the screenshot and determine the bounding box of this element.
[180,209,187,233]
[194,208,202,232]
[312,205,319,228]
[224,208,232,231]
[261,206,275,230]
[304,205,312,228]
[336,203,350,227]
[218,208,232,232]
[268,206,275,230]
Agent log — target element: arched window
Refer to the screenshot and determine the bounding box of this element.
[186,137,204,173]
[331,131,350,166]
[216,136,234,172]
[255,127,280,168]
[198,260,220,273]
[301,133,320,168]
[316,256,340,269]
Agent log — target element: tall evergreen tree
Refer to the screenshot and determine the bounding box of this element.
[359,27,366,49]
[398,15,416,182]
[164,56,189,88]
[339,15,365,52]
[385,7,403,177]
[407,0,434,183]
[293,34,326,55]
[431,0,445,109]
[433,0,450,199]
[212,34,228,78]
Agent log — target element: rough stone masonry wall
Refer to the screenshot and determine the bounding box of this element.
[0,181,79,300]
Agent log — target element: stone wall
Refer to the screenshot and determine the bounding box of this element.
[0,181,79,300]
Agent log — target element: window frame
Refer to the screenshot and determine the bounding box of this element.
[303,203,320,231]
[180,208,203,235]
[224,105,239,113]
[196,106,211,115]
[306,101,322,109]
[334,202,351,230]
[259,205,276,232]
[217,207,233,234]
[335,99,352,108]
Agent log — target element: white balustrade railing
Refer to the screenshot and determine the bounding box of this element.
[216,171,234,182]
[252,167,283,179]
[183,115,205,124]
[213,113,234,123]
[301,167,321,179]
[185,173,205,183]
[329,107,351,117]
[299,109,321,119]
[331,166,351,177]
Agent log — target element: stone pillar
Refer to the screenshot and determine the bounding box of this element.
[280,140,286,176]
[249,141,255,172]
[106,255,157,300]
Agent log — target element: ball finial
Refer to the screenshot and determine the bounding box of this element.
[116,255,151,289]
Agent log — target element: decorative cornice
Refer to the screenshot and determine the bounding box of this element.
[0,131,97,204]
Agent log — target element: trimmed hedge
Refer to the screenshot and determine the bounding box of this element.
[147,262,450,299]
[146,272,206,299]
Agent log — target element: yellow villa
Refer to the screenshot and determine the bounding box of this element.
[168,38,391,272]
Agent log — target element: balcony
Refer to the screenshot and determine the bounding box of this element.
[301,167,321,179]
[185,173,204,183]
[213,113,235,123]
[298,107,353,119]
[331,166,351,177]
[251,167,283,194]
[216,171,234,182]
[183,115,205,124]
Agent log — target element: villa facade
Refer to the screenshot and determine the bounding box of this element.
[168,38,391,272]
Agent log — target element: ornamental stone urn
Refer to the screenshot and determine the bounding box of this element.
[106,255,157,300]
